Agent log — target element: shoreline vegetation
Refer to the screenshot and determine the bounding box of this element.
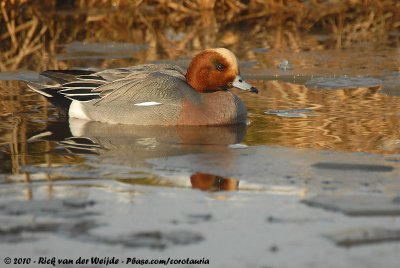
[0,0,399,71]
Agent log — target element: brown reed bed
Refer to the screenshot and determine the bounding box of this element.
[0,0,399,71]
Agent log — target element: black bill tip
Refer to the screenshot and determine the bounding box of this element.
[250,86,259,94]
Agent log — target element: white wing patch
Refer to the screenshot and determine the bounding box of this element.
[134,101,162,106]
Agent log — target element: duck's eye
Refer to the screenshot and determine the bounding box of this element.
[216,63,225,71]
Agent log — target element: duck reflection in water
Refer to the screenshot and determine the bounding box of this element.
[29,118,246,165]
[27,118,245,191]
[190,172,239,192]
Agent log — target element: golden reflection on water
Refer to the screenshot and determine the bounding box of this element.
[240,80,400,154]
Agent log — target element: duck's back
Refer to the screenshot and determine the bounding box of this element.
[81,67,202,125]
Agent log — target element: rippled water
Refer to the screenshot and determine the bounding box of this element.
[241,74,400,153]
[238,49,400,154]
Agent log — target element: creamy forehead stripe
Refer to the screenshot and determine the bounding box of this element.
[208,48,238,72]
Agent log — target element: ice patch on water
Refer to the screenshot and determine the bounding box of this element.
[277,59,293,70]
[306,76,382,89]
[265,108,320,118]
[228,144,248,149]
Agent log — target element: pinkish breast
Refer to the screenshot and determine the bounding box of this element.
[177,91,247,125]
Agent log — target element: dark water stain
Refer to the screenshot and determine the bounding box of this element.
[266,216,329,224]
[0,198,203,250]
[0,219,100,244]
[0,222,58,243]
[302,195,400,216]
[97,230,204,250]
[269,245,279,252]
[0,198,100,243]
[0,198,96,217]
[186,214,213,224]
[326,227,400,247]
[312,162,394,172]
[170,214,213,225]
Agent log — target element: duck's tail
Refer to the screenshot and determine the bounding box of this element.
[26,81,59,98]
[26,81,73,112]
[25,69,106,111]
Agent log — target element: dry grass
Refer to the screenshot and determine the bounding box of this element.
[0,0,399,71]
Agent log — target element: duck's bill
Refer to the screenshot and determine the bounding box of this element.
[232,75,258,94]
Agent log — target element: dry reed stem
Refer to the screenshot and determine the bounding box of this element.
[1,1,17,47]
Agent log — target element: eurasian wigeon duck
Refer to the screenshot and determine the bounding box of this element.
[27,48,258,125]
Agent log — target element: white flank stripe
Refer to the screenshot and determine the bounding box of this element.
[134,102,162,106]
[77,79,105,83]
[61,87,97,91]
[63,93,99,96]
